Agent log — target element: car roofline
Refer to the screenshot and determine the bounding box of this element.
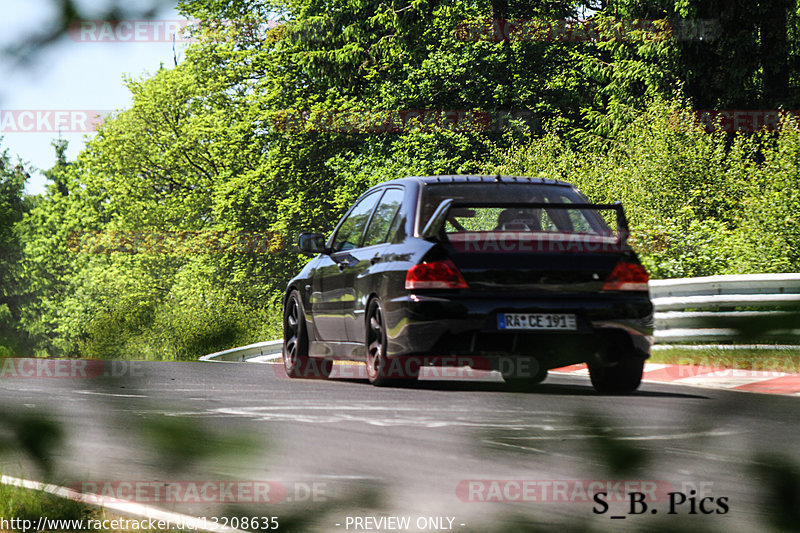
[358,175,580,240]
[385,175,574,187]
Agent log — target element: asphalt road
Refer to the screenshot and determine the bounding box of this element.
[1,360,799,532]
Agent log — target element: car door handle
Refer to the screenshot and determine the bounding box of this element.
[335,253,358,269]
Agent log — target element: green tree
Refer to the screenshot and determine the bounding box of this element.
[15,0,800,359]
[0,144,29,356]
[16,141,101,356]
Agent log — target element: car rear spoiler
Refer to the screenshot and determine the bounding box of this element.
[420,200,630,244]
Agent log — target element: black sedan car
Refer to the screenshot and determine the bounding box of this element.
[282,175,653,392]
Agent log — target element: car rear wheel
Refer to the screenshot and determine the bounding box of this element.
[283,290,332,379]
[588,357,643,394]
[365,298,417,386]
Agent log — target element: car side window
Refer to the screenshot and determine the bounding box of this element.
[362,188,404,247]
[332,191,381,252]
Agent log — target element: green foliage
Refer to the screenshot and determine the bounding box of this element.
[0,481,89,525]
[9,1,800,359]
[495,98,800,278]
[751,454,800,531]
[651,347,800,374]
[0,146,30,356]
[130,286,281,362]
[140,415,259,473]
[0,411,63,479]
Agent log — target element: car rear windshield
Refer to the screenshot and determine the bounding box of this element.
[418,183,626,253]
[444,205,610,235]
[418,183,605,232]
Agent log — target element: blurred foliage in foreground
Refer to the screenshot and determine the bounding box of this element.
[1,0,800,359]
[2,404,799,532]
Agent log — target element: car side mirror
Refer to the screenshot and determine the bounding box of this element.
[297,233,327,255]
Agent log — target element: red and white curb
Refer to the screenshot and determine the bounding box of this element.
[551,363,800,396]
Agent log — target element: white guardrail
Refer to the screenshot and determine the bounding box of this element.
[651,273,800,344]
[199,340,283,362]
[201,274,800,362]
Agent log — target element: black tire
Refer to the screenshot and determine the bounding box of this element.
[365,298,418,386]
[588,358,644,394]
[283,290,332,379]
[503,367,548,392]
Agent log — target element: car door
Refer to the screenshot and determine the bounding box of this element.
[342,187,406,342]
[311,190,382,341]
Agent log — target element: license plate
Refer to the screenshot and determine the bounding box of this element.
[498,313,577,331]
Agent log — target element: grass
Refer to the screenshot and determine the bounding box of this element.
[650,346,800,374]
[0,481,88,524]
[0,480,195,532]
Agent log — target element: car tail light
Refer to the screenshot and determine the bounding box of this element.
[405,259,469,290]
[602,261,650,291]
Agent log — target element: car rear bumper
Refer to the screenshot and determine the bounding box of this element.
[384,292,653,368]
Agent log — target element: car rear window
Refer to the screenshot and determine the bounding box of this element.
[418,183,595,231]
[418,183,627,253]
[445,205,609,234]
